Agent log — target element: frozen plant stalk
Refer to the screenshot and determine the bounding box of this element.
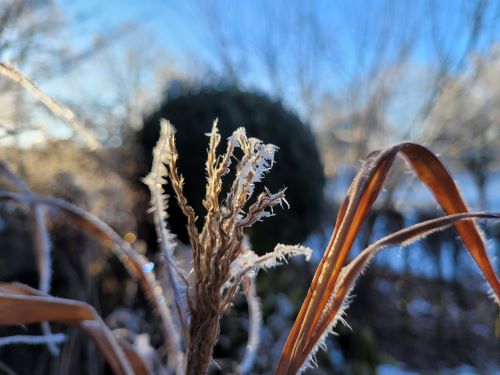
[153,120,310,375]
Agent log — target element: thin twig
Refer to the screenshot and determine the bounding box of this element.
[0,334,66,347]
[0,62,101,150]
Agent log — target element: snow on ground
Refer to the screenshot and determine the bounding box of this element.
[378,363,500,374]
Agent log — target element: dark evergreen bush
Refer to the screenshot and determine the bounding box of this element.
[138,87,325,252]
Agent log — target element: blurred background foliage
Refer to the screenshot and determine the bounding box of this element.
[0,0,499,374]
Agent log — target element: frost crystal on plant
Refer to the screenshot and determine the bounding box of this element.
[146,119,311,375]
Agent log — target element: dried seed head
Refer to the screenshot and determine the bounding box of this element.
[144,119,312,374]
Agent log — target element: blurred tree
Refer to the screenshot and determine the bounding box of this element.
[0,0,65,142]
[190,0,500,177]
[0,1,183,148]
[423,46,500,207]
[64,32,185,147]
[138,87,325,251]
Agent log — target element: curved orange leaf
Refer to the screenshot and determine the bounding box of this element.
[276,143,500,374]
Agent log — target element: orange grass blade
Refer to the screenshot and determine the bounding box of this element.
[276,149,396,373]
[397,143,500,297]
[0,191,183,368]
[309,212,500,361]
[276,143,500,375]
[0,284,94,324]
[0,164,181,370]
[0,282,141,375]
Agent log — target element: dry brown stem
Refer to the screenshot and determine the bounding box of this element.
[152,120,309,374]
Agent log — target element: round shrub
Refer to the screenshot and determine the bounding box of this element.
[138,87,325,252]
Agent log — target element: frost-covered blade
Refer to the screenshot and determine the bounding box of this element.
[0,191,182,372]
[0,282,145,375]
[275,143,500,375]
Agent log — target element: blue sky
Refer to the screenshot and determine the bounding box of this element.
[49,0,500,138]
[58,1,212,66]
[58,0,500,72]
